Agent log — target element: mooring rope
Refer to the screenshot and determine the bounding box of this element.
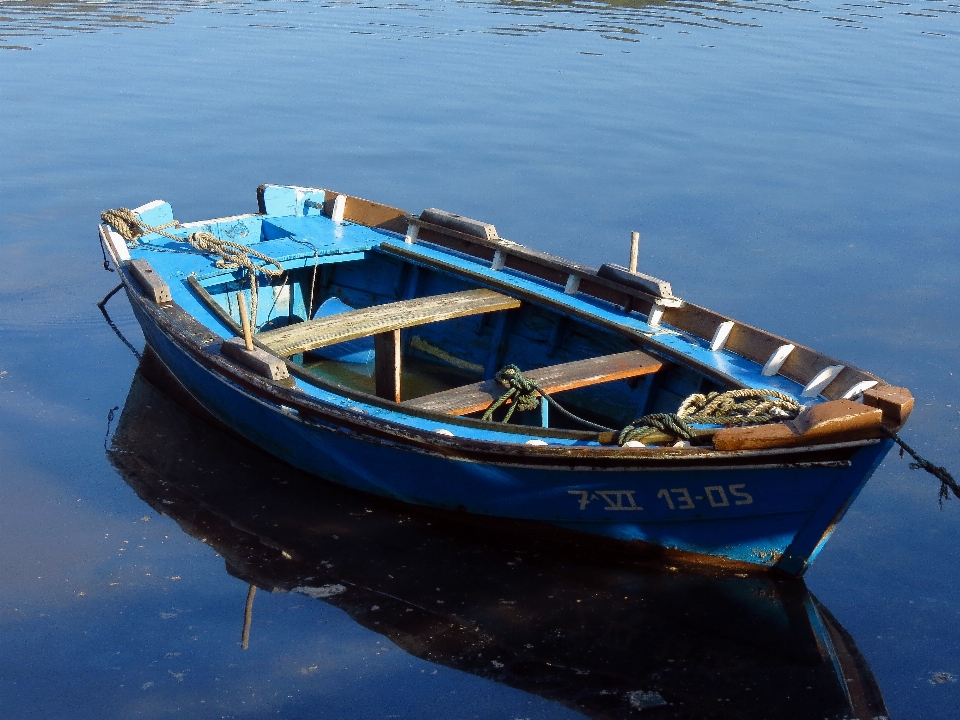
[884,429,960,506]
[618,388,802,446]
[481,364,613,432]
[101,207,284,326]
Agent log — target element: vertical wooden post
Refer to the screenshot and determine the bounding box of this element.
[374,329,402,402]
[237,292,254,351]
[540,396,549,428]
[629,231,640,274]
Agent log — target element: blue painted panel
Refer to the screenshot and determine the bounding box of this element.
[181,215,263,244]
[135,200,175,227]
[260,185,299,216]
[260,185,327,216]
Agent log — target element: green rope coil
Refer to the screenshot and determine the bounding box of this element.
[481,365,612,432]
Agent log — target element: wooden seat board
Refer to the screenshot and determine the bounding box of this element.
[257,288,521,358]
[402,349,663,416]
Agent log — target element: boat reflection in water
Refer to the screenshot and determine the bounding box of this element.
[107,349,889,720]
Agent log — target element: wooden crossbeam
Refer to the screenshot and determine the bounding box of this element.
[257,289,521,358]
[401,350,663,416]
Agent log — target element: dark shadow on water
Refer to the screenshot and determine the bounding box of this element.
[105,346,889,720]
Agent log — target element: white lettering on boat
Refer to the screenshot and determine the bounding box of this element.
[656,484,754,510]
[568,484,753,512]
[567,490,643,511]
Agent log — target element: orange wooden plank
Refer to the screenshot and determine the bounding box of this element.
[402,350,662,416]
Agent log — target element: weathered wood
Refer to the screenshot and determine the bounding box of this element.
[129,259,172,304]
[321,189,408,233]
[374,330,402,403]
[788,399,883,438]
[862,385,914,427]
[257,289,522,358]
[419,208,499,241]
[221,337,290,382]
[712,400,884,451]
[410,218,673,307]
[402,350,662,416]
[597,263,674,300]
[629,232,640,274]
[236,292,254,351]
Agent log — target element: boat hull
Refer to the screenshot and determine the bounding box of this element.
[122,277,891,576]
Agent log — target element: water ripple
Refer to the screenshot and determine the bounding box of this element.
[1,0,954,50]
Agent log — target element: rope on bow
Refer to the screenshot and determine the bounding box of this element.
[101,207,283,327]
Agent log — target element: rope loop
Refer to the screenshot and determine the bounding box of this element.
[481,365,612,431]
[481,364,541,424]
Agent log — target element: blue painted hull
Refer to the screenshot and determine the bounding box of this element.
[125,280,891,576]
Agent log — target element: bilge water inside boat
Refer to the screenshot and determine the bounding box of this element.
[97,184,916,575]
[107,359,890,720]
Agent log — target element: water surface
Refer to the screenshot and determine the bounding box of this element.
[2,0,959,717]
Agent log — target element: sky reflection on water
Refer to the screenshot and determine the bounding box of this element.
[1,0,959,717]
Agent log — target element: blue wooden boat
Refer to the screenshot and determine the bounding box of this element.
[97,184,915,576]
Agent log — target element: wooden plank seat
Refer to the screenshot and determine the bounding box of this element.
[255,288,521,402]
[256,289,521,358]
[401,349,663,416]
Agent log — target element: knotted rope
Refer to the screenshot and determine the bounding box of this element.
[885,430,960,508]
[618,389,802,446]
[101,207,283,326]
[481,364,613,431]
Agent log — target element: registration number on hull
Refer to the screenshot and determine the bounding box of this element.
[568,484,753,512]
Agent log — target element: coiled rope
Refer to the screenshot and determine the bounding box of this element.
[481,366,804,440]
[481,365,613,432]
[619,389,802,446]
[101,207,283,325]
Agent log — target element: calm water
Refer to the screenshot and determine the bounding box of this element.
[2,0,960,717]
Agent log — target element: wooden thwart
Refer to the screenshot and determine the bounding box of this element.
[402,350,663,416]
[257,289,521,358]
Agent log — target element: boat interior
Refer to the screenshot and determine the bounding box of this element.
[102,186,909,445]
